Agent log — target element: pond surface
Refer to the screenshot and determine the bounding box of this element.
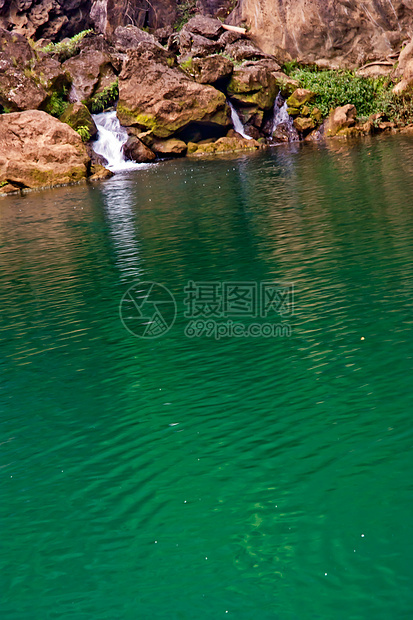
[1,136,413,619]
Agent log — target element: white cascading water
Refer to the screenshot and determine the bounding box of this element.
[272,93,299,142]
[228,101,252,140]
[92,110,150,172]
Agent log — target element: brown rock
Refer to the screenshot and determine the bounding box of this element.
[90,0,176,34]
[227,0,410,68]
[0,27,69,112]
[181,15,224,39]
[227,62,278,109]
[63,50,117,102]
[112,25,161,51]
[89,164,114,181]
[181,55,234,84]
[0,0,94,40]
[151,139,188,156]
[0,110,90,190]
[225,39,269,62]
[117,51,230,138]
[123,136,156,162]
[179,30,221,57]
[293,116,315,132]
[187,134,262,156]
[325,104,357,137]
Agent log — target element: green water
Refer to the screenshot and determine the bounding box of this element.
[1,136,413,619]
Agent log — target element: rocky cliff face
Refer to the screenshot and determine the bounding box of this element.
[227,0,413,67]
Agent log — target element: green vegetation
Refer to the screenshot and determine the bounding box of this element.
[283,65,413,126]
[74,125,91,142]
[87,80,119,113]
[287,67,387,117]
[174,0,197,31]
[41,29,93,62]
[45,90,68,117]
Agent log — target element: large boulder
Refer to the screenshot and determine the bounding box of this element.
[63,49,118,103]
[227,0,411,68]
[227,61,278,109]
[0,27,69,112]
[0,110,90,191]
[117,50,230,138]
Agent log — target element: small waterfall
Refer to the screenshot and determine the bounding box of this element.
[272,93,299,142]
[92,110,150,172]
[228,102,252,140]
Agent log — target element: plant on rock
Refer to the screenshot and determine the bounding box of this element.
[41,30,93,62]
[87,80,119,113]
[45,90,69,118]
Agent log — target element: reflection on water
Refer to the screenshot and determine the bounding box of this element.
[1,135,413,619]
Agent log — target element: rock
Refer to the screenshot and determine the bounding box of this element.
[90,0,176,34]
[112,25,161,51]
[197,0,235,20]
[78,32,123,72]
[123,136,156,162]
[181,15,224,39]
[181,55,234,84]
[0,27,69,112]
[151,139,188,156]
[225,39,269,62]
[272,72,300,97]
[272,124,291,142]
[0,110,90,190]
[227,0,411,68]
[293,116,315,132]
[393,39,413,95]
[286,107,300,116]
[286,89,315,109]
[89,164,114,181]
[179,30,221,57]
[153,26,174,45]
[356,63,394,79]
[218,29,243,47]
[117,51,230,138]
[187,134,262,156]
[63,50,118,102]
[60,102,98,139]
[227,62,278,109]
[325,104,357,137]
[0,0,94,41]
[311,107,323,123]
